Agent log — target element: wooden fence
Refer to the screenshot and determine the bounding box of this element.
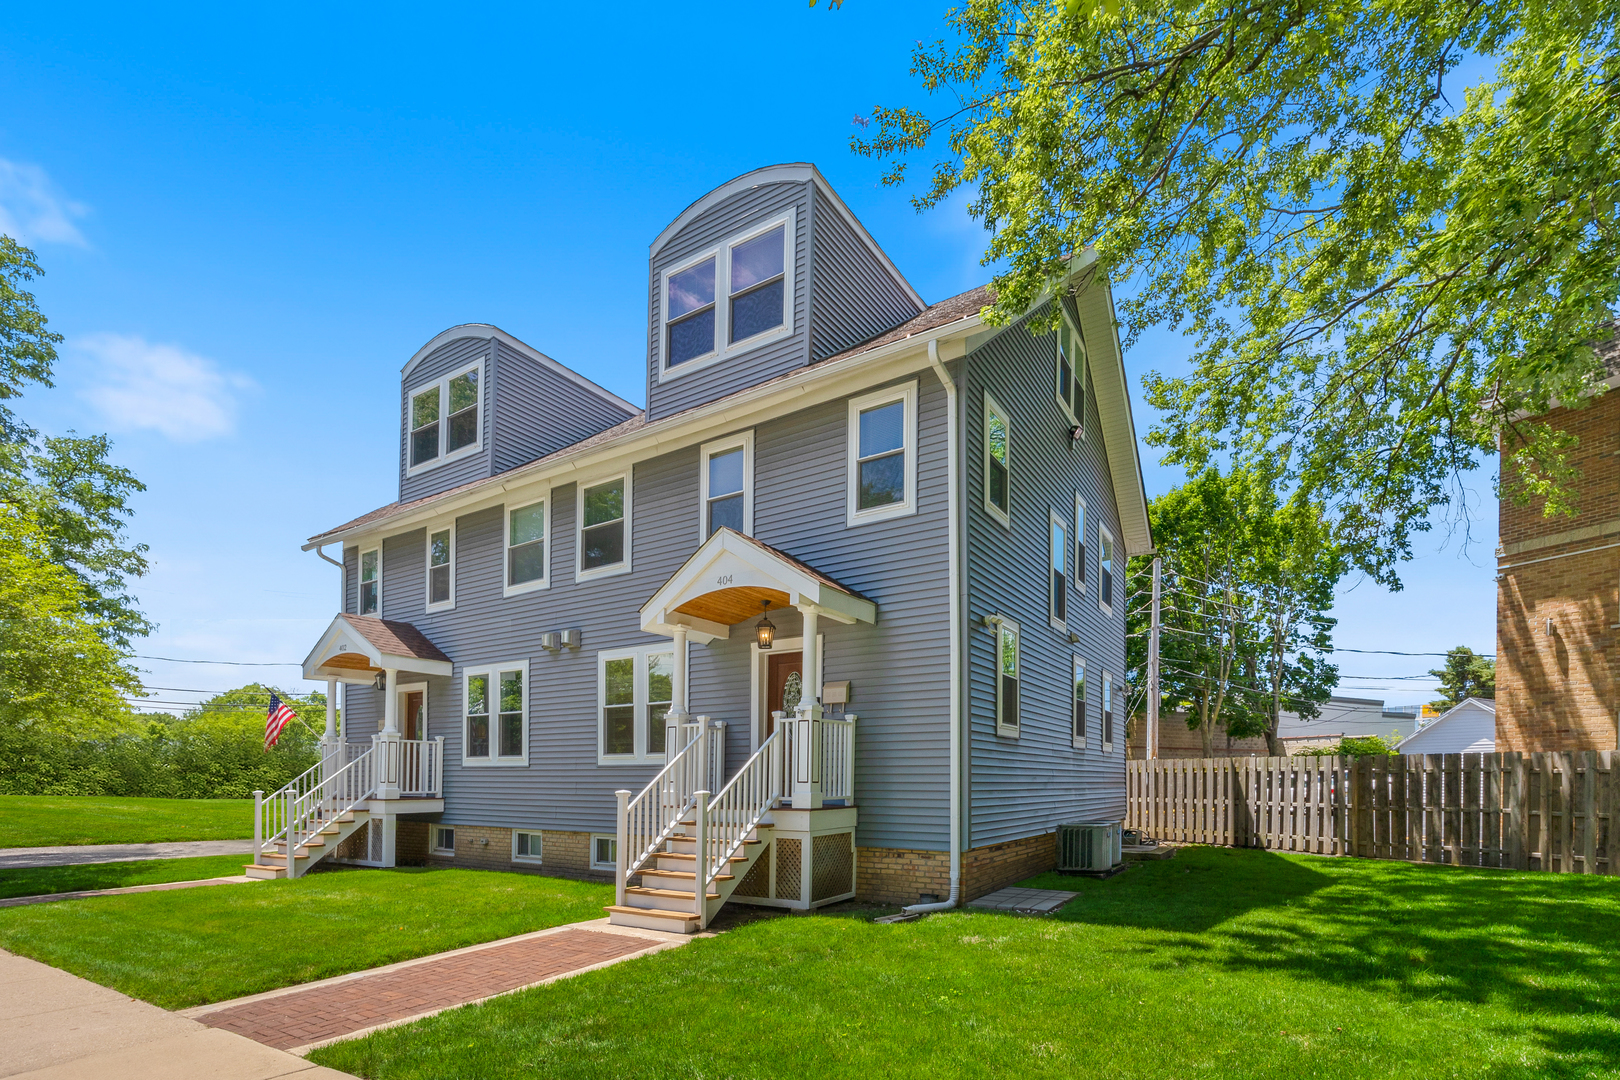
[1126,752,1619,872]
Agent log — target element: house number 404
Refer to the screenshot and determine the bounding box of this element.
[715,574,734,586]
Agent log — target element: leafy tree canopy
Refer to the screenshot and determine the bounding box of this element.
[1428,645,1495,708]
[858,0,1619,585]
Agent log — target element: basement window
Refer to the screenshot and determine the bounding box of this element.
[592,834,618,871]
[432,826,455,855]
[513,830,543,864]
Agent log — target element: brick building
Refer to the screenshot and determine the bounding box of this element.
[1496,336,1620,750]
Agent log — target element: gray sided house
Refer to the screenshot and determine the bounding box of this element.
[283,164,1151,928]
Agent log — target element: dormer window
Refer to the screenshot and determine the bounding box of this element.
[407,362,482,472]
[660,213,794,379]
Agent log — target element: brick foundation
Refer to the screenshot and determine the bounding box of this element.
[396,820,429,865]
[857,831,1060,906]
[423,825,611,881]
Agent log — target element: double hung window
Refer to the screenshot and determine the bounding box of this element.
[599,646,677,763]
[1073,657,1088,749]
[1050,513,1068,627]
[464,662,528,766]
[984,395,1011,525]
[994,618,1020,738]
[1074,495,1088,588]
[578,476,629,578]
[1055,315,1086,427]
[662,214,793,375]
[407,362,481,472]
[506,499,548,593]
[1102,671,1114,751]
[701,433,753,539]
[426,526,453,610]
[1099,526,1116,614]
[358,548,380,615]
[846,382,918,525]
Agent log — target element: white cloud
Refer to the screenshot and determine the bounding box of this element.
[74,333,256,442]
[0,158,90,246]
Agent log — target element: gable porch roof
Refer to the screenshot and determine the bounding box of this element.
[303,613,454,684]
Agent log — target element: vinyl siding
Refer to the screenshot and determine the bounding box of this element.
[807,188,923,361]
[353,376,953,849]
[491,340,636,473]
[646,182,811,422]
[964,295,1129,848]
[399,336,494,503]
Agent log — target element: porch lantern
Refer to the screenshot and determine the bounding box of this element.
[755,601,776,650]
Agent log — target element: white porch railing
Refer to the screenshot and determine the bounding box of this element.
[256,746,375,878]
[376,736,444,797]
[694,728,785,924]
[821,716,856,802]
[616,717,724,906]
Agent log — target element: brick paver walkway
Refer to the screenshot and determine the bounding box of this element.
[197,928,658,1051]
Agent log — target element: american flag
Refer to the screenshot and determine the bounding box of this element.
[265,693,297,750]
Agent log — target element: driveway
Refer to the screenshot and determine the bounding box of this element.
[0,840,253,869]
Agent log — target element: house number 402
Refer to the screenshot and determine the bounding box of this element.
[715,574,734,586]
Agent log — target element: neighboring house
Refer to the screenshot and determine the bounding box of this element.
[275,164,1152,929]
[1396,698,1497,755]
[1496,332,1620,751]
[1125,696,1420,758]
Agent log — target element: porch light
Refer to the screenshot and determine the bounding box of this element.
[755,601,776,650]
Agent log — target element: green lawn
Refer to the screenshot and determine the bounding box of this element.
[0,867,613,1008]
[0,854,249,900]
[311,848,1620,1080]
[0,795,253,847]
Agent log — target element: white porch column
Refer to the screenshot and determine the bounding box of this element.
[375,667,402,801]
[321,677,341,783]
[665,626,689,756]
[792,604,823,810]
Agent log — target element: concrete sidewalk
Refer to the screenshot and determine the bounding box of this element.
[0,839,253,869]
[0,874,254,909]
[0,950,357,1080]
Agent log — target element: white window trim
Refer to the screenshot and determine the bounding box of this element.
[1073,493,1088,593]
[991,615,1020,740]
[1072,656,1087,750]
[432,826,455,855]
[845,380,919,527]
[461,660,530,768]
[505,494,551,597]
[575,472,632,583]
[658,208,796,382]
[698,431,755,543]
[425,521,455,613]
[1054,310,1087,433]
[512,829,544,865]
[1098,524,1116,618]
[1049,509,1068,633]
[405,359,484,477]
[983,392,1011,528]
[590,833,618,872]
[596,644,683,766]
[1102,670,1115,753]
[358,546,381,616]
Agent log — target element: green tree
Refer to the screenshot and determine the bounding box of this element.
[1428,645,1495,709]
[858,0,1620,583]
[1128,466,1341,754]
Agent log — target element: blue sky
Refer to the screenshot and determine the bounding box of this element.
[1,2,1496,714]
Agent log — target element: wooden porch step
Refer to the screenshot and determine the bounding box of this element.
[256,851,309,863]
[639,868,734,883]
[656,851,752,865]
[627,885,721,902]
[243,863,286,880]
[604,905,701,925]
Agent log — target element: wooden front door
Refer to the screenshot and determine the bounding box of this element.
[765,652,803,738]
[402,691,424,741]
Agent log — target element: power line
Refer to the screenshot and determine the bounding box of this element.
[133,655,303,667]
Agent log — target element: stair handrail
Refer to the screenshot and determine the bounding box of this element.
[616,720,714,904]
[259,745,376,878]
[698,728,784,921]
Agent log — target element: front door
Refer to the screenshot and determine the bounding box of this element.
[765,652,804,739]
[402,691,424,741]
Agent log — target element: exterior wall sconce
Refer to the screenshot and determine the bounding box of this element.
[372,671,387,691]
[540,632,561,652]
[755,601,776,650]
[561,628,583,649]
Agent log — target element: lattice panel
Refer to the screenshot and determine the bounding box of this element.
[811,831,854,900]
[733,849,770,898]
[776,838,803,901]
[369,820,384,863]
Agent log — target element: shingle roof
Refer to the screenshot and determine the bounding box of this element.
[307,284,995,546]
[722,528,873,604]
[339,614,451,664]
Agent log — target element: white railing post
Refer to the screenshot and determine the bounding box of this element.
[285,787,295,878]
[615,788,630,908]
[253,789,263,862]
[693,790,710,925]
[695,716,711,794]
[434,737,445,795]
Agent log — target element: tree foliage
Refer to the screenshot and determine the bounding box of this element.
[858,0,1620,583]
[1127,466,1342,754]
[1428,645,1495,708]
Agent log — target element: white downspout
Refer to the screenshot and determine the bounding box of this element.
[314,542,347,744]
[905,339,962,915]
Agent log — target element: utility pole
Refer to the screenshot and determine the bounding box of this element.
[1148,556,1161,759]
